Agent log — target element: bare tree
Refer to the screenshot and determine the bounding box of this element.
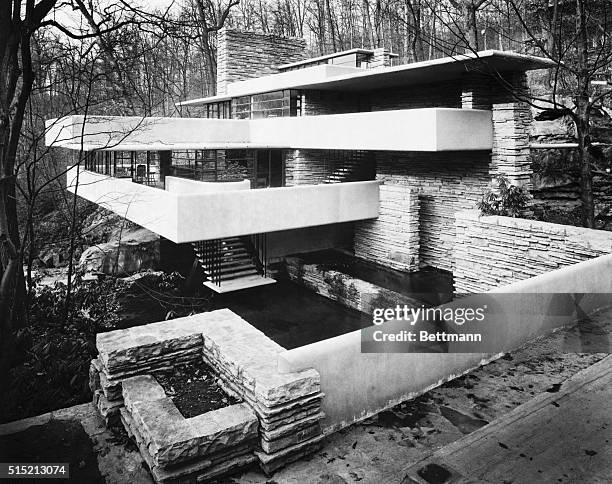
[0,0,174,381]
[191,0,239,95]
[448,0,489,50]
[502,0,612,227]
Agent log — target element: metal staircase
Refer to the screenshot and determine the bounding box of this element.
[191,236,275,293]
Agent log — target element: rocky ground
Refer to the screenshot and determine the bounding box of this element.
[1,307,609,484]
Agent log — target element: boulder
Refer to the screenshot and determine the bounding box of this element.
[79,227,159,276]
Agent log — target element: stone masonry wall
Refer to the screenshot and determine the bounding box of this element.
[369,48,393,69]
[354,184,420,272]
[459,71,532,190]
[285,256,423,314]
[284,149,334,186]
[370,82,461,110]
[490,73,532,189]
[461,73,492,110]
[454,210,612,293]
[90,310,325,476]
[301,90,365,115]
[217,29,306,94]
[376,151,491,272]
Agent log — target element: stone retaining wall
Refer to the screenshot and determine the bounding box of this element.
[454,210,612,293]
[354,183,420,272]
[285,256,421,314]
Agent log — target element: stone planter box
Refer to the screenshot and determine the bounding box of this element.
[119,375,258,483]
[89,309,326,478]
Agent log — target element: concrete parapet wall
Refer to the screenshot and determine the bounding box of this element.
[277,253,612,433]
[48,110,493,152]
[165,177,250,194]
[68,166,379,243]
[175,180,380,241]
[454,210,612,293]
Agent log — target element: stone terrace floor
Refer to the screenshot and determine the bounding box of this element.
[1,307,610,484]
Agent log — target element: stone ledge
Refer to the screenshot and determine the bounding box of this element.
[121,375,258,468]
[199,314,321,406]
[121,409,258,484]
[286,257,425,315]
[97,313,219,373]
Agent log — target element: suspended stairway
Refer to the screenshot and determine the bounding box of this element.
[192,235,275,293]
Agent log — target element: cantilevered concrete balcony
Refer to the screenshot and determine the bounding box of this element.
[67,167,380,242]
[47,108,493,152]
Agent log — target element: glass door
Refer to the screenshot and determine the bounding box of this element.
[255,150,284,188]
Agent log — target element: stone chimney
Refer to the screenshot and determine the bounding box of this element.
[217,29,307,95]
[369,48,392,69]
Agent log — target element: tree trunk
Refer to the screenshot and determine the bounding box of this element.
[0,177,25,386]
[326,0,337,51]
[577,121,595,228]
[199,30,217,97]
[575,0,595,228]
[464,2,479,51]
[575,89,594,227]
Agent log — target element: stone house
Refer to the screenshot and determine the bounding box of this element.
[49,33,612,474]
[46,29,554,292]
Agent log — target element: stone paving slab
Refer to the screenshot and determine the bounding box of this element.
[122,375,167,411]
[260,423,322,454]
[261,412,325,438]
[102,348,203,381]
